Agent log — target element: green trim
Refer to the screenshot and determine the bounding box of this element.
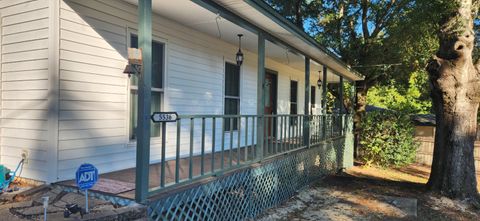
[303,57,310,147]
[322,66,328,115]
[256,32,266,160]
[135,0,152,203]
[339,76,344,113]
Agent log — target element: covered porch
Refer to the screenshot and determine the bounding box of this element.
[56,0,363,210]
[125,0,362,203]
[59,113,351,200]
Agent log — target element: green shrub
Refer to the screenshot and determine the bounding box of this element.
[360,110,418,167]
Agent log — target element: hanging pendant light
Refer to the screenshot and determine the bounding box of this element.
[317,70,323,87]
[236,34,244,66]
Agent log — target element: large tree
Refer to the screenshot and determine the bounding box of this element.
[426,0,480,201]
[266,0,415,155]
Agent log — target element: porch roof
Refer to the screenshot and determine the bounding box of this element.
[123,0,364,82]
[214,0,364,82]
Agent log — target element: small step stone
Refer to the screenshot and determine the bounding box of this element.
[17,205,63,216]
[0,200,33,210]
[0,208,27,221]
[33,191,59,205]
[56,192,109,208]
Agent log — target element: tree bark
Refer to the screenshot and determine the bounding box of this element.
[294,0,303,28]
[427,0,479,201]
[354,81,368,159]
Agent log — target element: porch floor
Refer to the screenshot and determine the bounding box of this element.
[57,138,306,200]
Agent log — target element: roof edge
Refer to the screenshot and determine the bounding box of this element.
[245,0,365,80]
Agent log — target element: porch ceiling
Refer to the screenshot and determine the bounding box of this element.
[123,0,352,83]
[215,0,363,81]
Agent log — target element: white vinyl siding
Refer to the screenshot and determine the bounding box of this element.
[0,0,50,181]
[0,0,338,184]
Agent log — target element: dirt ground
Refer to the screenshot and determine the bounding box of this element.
[256,164,480,221]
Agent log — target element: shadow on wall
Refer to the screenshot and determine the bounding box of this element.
[54,0,136,181]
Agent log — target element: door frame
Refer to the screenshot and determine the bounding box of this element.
[265,69,278,138]
[265,68,278,115]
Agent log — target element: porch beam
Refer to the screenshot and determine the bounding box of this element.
[321,66,328,139]
[321,66,328,114]
[339,76,344,113]
[256,32,266,160]
[135,0,152,203]
[303,57,310,147]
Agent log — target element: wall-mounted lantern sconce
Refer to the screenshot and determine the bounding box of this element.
[317,70,322,87]
[123,64,141,78]
[123,48,143,77]
[236,34,244,66]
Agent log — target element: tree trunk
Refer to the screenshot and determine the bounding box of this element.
[354,81,368,159]
[427,0,479,201]
[294,0,303,28]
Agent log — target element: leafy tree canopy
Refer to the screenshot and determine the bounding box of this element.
[264,0,478,114]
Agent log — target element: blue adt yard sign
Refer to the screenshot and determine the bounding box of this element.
[75,163,98,190]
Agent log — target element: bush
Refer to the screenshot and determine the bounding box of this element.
[360,110,418,167]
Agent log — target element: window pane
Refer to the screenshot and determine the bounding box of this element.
[152,42,163,88]
[224,98,239,131]
[130,90,162,139]
[130,35,138,86]
[265,80,271,108]
[290,103,297,115]
[130,91,138,139]
[311,86,316,108]
[130,34,163,89]
[290,103,297,125]
[151,92,161,137]
[225,63,240,97]
[290,81,297,103]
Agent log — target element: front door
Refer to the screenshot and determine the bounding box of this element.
[264,70,277,138]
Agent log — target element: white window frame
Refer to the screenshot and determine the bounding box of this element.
[224,61,241,132]
[127,30,166,142]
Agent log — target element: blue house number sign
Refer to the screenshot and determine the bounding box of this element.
[76,163,98,190]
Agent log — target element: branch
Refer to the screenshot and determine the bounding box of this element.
[370,1,395,38]
[361,0,370,39]
[370,0,411,38]
[474,0,480,14]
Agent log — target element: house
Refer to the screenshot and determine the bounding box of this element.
[0,0,363,217]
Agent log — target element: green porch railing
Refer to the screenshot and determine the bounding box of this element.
[147,114,350,196]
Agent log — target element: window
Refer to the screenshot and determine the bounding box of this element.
[290,81,298,125]
[311,86,316,114]
[129,34,164,139]
[224,62,240,131]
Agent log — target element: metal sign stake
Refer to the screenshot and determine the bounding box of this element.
[42,196,49,221]
[85,189,89,213]
[75,163,97,214]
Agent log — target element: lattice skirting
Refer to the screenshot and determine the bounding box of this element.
[147,135,353,221]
